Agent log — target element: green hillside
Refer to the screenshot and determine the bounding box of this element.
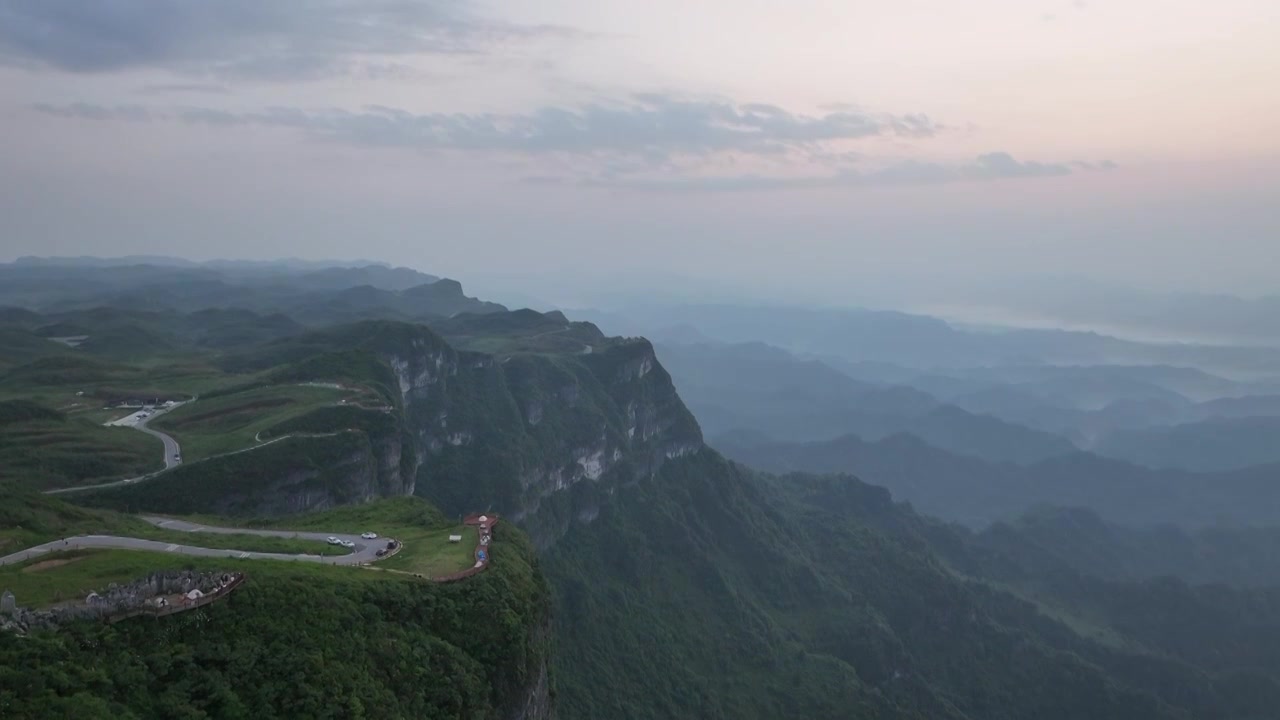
[0,399,162,490]
[0,512,550,720]
[545,450,1280,719]
[149,383,362,461]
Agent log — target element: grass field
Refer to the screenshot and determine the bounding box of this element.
[379,525,477,577]
[0,416,162,490]
[0,497,148,554]
[0,355,239,409]
[183,498,479,579]
[131,528,353,557]
[0,354,282,489]
[1,495,476,611]
[0,497,346,558]
[150,384,356,461]
[0,548,402,608]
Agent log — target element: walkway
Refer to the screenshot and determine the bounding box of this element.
[432,514,499,582]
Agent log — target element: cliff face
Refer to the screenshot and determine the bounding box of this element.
[502,617,555,720]
[213,430,412,517]
[380,331,703,547]
[76,318,701,541]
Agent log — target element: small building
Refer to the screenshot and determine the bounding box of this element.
[448,535,463,543]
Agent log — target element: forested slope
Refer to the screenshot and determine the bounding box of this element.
[544,450,1280,720]
[0,513,552,720]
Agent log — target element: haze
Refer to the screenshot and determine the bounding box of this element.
[1,0,1277,308]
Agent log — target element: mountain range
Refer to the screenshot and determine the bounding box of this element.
[3,257,1280,719]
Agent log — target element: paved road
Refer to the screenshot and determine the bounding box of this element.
[45,401,191,496]
[0,516,389,567]
[45,428,353,496]
[136,412,183,470]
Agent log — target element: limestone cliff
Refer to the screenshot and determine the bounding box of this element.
[74,315,703,544]
[376,324,704,547]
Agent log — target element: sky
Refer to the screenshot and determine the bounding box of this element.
[0,0,1277,307]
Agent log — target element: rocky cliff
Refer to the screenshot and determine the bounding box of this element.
[72,315,703,546]
[372,322,704,546]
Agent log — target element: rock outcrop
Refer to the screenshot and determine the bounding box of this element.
[384,329,703,547]
[1,570,241,634]
[73,315,704,547]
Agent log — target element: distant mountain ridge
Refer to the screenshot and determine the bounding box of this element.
[940,278,1280,346]
[1094,416,1280,472]
[657,340,1078,465]
[0,259,497,321]
[656,337,1280,472]
[12,255,389,271]
[974,505,1280,588]
[716,430,1280,529]
[580,303,1280,378]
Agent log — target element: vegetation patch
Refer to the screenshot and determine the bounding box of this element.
[130,529,353,557]
[380,525,476,577]
[20,556,84,573]
[0,523,550,719]
[150,384,356,461]
[0,416,161,491]
[234,498,479,579]
[0,399,64,425]
[71,432,376,517]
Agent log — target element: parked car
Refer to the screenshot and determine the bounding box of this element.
[326,536,341,545]
[361,531,378,539]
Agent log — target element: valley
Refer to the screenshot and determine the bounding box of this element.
[1,258,1278,719]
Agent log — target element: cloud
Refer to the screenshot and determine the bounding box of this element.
[0,0,581,80]
[30,102,153,122]
[139,83,230,95]
[32,96,940,160]
[30,100,1107,191]
[584,153,1115,192]
[966,151,1072,178]
[1072,159,1118,171]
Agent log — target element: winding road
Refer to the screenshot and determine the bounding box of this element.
[0,516,388,567]
[45,401,191,496]
[137,413,183,471]
[46,420,355,497]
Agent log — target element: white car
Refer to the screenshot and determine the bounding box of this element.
[340,540,356,548]
[326,536,341,545]
[361,531,378,540]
